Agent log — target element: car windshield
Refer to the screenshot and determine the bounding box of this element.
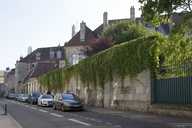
[42,95,53,99]
[62,94,75,100]
[23,94,28,97]
[32,93,40,97]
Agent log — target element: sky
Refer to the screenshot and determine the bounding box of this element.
[0,0,141,70]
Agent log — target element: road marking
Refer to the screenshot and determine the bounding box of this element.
[50,113,63,118]
[24,105,29,108]
[114,125,122,128]
[30,107,37,110]
[106,122,113,125]
[69,113,103,123]
[68,118,91,126]
[38,109,48,113]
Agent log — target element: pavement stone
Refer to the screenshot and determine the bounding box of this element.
[0,104,22,128]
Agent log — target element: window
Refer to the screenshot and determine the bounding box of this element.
[50,51,55,59]
[36,52,41,61]
[62,94,74,100]
[72,54,79,65]
[57,50,62,59]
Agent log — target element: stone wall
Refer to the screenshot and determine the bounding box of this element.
[67,70,151,112]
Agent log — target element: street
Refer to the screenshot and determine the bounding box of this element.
[0,99,191,128]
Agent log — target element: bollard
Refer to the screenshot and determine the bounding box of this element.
[4,104,7,115]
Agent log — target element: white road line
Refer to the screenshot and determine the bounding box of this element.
[24,105,29,108]
[50,113,63,118]
[114,125,122,128]
[106,122,113,125]
[38,109,48,113]
[68,118,91,126]
[30,107,37,110]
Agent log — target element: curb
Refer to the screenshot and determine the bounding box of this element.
[8,114,23,128]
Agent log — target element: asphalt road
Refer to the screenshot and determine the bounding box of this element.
[1,99,192,128]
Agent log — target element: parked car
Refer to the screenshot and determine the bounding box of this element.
[38,94,53,107]
[28,92,41,104]
[15,93,21,101]
[7,93,16,99]
[17,94,29,102]
[53,93,83,111]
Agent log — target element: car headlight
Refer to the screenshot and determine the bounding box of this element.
[42,100,47,103]
[63,102,71,106]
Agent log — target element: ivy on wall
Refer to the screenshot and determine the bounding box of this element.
[38,21,192,91]
[39,35,166,90]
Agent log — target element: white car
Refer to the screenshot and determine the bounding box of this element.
[38,95,53,107]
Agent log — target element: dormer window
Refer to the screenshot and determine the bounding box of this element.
[36,52,41,61]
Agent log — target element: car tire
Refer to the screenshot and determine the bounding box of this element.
[53,104,56,110]
[61,105,65,112]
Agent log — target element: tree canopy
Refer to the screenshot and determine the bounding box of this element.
[139,0,192,25]
[102,21,152,44]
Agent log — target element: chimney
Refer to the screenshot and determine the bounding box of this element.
[130,6,135,20]
[103,12,108,30]
[80,21,86,42]
[27,46,32,55]
[72,24,76,37]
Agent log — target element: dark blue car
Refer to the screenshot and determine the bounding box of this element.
[28,92,41,104]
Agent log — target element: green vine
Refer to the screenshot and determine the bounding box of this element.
[39,35,166,90]
[38,21,192,90]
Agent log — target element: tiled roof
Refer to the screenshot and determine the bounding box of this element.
[30,62,57,78]
[19,46,65,63]
[64,26,98,47]
[24,62,58,81]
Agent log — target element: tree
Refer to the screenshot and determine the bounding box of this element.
[139,0,192,25]
[84,37,112,56]
[102,21,151,44]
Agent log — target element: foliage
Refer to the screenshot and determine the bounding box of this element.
[171,12,192,37]
[38,67,75,92]
[38,21,192,91]
[39,35,167,89]
[156,32,192,78]
[139,0,192,25]
[82,37,112,56]
[102,21,152,44]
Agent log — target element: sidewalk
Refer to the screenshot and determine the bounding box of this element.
[86,106,192,127]
[0,105,22,128]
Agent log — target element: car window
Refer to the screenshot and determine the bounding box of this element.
[62,94,75,100]
[23,94,28,97]
[42,95,53,99]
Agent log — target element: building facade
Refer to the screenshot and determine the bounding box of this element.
[15,46,65,93]
[64,21,98,65]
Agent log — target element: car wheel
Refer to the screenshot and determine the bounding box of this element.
[53,104,56,110]
[61,105,65,112]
